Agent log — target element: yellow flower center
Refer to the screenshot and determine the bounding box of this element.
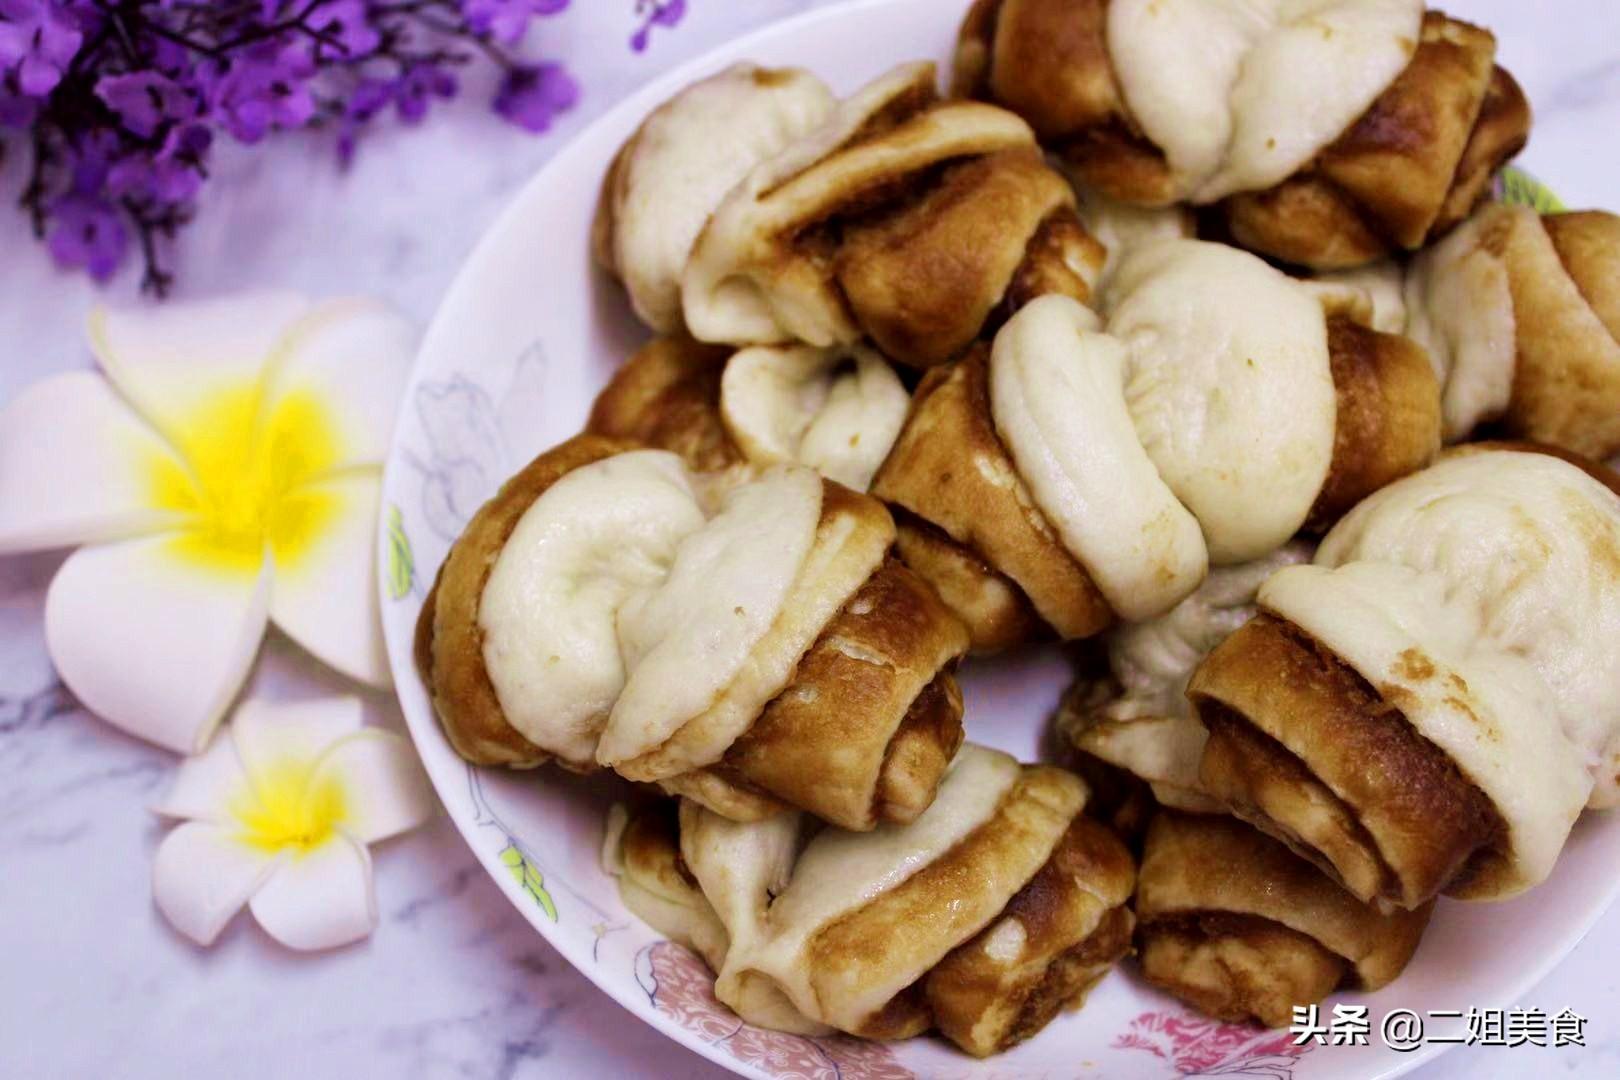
[232,758,347,854]
[146,382,344,572]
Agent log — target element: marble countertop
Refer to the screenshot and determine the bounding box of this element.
[2,1,1618,1076]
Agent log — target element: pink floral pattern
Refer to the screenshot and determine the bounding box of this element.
[1113,1010,1313,1078]
[638,941,915,1080]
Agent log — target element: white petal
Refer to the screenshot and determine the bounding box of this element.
[0,372,186,554]
[268,474,390,687]
[249,833,377,950]
[311,730,436,844]
[86,292,310,444]
[152,821,282,946]
[231,696,364,785]
[152,729,251,823]
[262,299,416,472]
[45,538,270,754]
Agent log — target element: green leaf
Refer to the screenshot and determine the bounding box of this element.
[498,842,558,921]
[1498,166,1566,214]
[386,504,414,600]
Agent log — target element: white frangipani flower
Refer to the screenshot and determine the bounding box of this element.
[151,696,435,950]
[0,292,414,753]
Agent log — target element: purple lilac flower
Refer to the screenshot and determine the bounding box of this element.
[0,0,85,97]
[630,0,686,53]
[335,76,393,165]
[145,34,192,80]
[0,79,38,128]
[47,192,127,281]
[108,124,212,202]
[95,70,197,138]
[308,0,382,60]
[4,0,577,292]
[202,43,317,144]
[393,62,457,124]
[493,61,576,133]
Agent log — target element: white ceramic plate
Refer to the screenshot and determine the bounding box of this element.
[375,2,1620,1076]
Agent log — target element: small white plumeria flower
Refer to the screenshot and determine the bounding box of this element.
[0,291,414,753]
[151,696,435,950]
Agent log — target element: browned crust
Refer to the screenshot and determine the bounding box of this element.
[1306,315,1441,532]
[955,0,1124,140]
[836,147,1091,368]
[812,764,1085,1039]
[1223,178,1390,270]
[926,814,1137,1056]
[950,0,1001,102]
[1060,122,1183,209]
[415,433,640,769]
[619,799,704,899]
[892,511,1046,654]
[1139,911,1345,1028]
[1432,65,1532,236]
[1136,811,1433,1026]
[652,768,1131,1050]
[721,559,970,831]
[1189,613,1504,909]
[871,347,1115,641]
[613,479,896,782]
[1544,211,1620,346]
[876,668,969,826]
[419,431,971,831]
[1001,207,1107,319]
[1492,209,1620,459]
[962,0,1181,205]
[1225,14,1529,268]
[956,5,1531,262]
[715,68,1102,369]
[961,4,1529,268]
[590,140,632,278]
[656,767,787,823]
[585,336,740,471]
[1316,13,1498,249]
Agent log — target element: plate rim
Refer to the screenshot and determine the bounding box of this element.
[375,3,915,1077]
[372,3,1620,1077]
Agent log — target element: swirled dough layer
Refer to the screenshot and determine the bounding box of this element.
[1403,204,1519,440]
[685,744,1079,1032]
[602,63,835,331]
[720,344,909,490]
[1317,449,1620,806]
[1260,559,1590,897]
[1105,240,1336,564]
[683,63,1034,345]
[604,466,823,765]
[479,450,706,764]
[1107,0,1423,202]
[990,294,1206,620]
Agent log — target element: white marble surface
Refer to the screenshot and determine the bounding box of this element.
[1,1,1617,1076]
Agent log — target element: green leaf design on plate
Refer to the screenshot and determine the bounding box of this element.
[386,504,414,601]
[1498,166,1566,214]
[499,842,559,921]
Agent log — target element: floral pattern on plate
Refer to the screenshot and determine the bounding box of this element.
[1114,1011,1312,1079]
[639,940,915,1080]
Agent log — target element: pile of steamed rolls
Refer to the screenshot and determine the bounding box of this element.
[417,0,1620,1058]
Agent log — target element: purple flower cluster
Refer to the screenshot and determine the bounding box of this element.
[630,0,686,53]
[0,1,577,292]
